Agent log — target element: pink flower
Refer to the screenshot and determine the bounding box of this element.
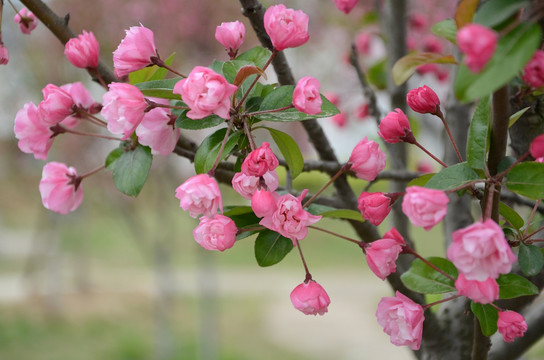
[497,311,527,343]
[365,228,405,280]
[264,4,310,51]
[231,171,279,199]
[175,174,222,218]
[355,103,369,120]
[406,85,440,115]
[38,84,74,125]
[522,50,544,88]
[136,107,180,156]
[193,215,237,251]
[259,190,321,244]
[422,36,443,53]
[14,8,38,35]
[355,32,371,54]
[324,92,339,106]
[173,66,237,120]
[215,21,245,57]
[251,189,277,218]
[402,186,449,231]
[113,25,157,78]
[409,14,427,31]
[60,82,99,128]
[376,291,424,350]
[416,161,434,174]
[241,142,279,177]
[349,137,386,181]
[64,30,100,69]
[290,280,330,315]
[357,192,394,226]
[447,219,516,281]
[378,109,412,143]
[39,162,83,214]
[293,76,322,115]
[530,134,544,159]
[0,43,8,65]
[455,274,498,304]
[14,102,55,160]
[331,113,347,128]
[101,82,147,140]
[457,24,497,73]
[333,0,358,14]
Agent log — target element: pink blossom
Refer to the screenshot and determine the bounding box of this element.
[349,137,386,181]
[241,142,279,177]
[231,171,279,199]
[193,215,237,251]
[457,24,497,73]
[409,14,427,31]
[455,274,498,304]
[355,32,371,54]
[64,30,100,69]
[447,219,516,281]
[293,76,322,115]
[264,4,309,51]
[175,174,222,218]
[331,113,347,128]
[497,311,527,343]
[365,228,405,280]
[136,107,180,156]
[14,102,55,160]
[355,103,369,120]
[376,291,424,350]
[0,43,8,65]
[333,0,359,14]
[14,8,38,35]
[416,161,434,174]
[406,85,440,115]
[259,190,321,244]
[39,162,83,214]
[38,84,74,125]
[173,66,237,119]
[290,280,331,315]
[378,108,412,143]
[530,134,544,159]
[60,82,99,128]
[113,25,157,78]
[251,189,277,218]
[324,92,339,106]
[215,21,245,57]
[522,50,544,88]
[101,82,147,140]
[422,36,443,53]
[401,186,449,231]
[357,192,393,226]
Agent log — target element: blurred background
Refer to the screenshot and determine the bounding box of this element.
[2,0,544,359]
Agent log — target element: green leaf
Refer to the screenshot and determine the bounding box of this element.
[254,230,293,267]
[259,127,304,179]
[106,144,152,197]
[432,19,457,44]
[223,206,254,217]
[236,46,272,69]
[498,273,539,299]
[471,303,498,336]
[209,59,252,83]
[256,85,339,121]
[467,96,491,169]
[425,162,481,190]
[392,52,457,86]
[407,173,435,187]
[135,78,182,100]
[400,257,458,294]
[367,58,387,90]
[455,23,541,103]
[129,53,176,84]
[499,202,524,229]
[224,208,263,240]
[175,111,225,130]
[194,128,241,174]
[307,204,364,222]
[518,244,544,277]
[509,107,530,128]
[506,162,544,199]
[473,0,530,29]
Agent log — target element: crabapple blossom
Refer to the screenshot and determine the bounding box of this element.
[241,142,279,177]
[406,85,440,115]
[290,281,330,315]
[39,162,83,214]
[113,25,157,78]
[455,274,499,304]
[378,108,412,143]
[333,0,358,14]
[38,84,74,125]
[173,66,237,119]
[251,189,277,218]
[215,21,245,57]
[13,8,38,35]
[136,106,180,156]
[231,171,279,200]
[401,186,449,231]
[354,32,371,54]
[331,112,347,127]
[357,192,394,226]
[0,43,8,65]
[293,76,322,115]
[365,228,405,280]
[14,102,55,160]
[530,134,544,159]
[376,291,424,350]
[522,50,544,88]
[64,30,100,69]
[447,219,516,281]
[101,82,147,140]
[60,82,99,127]
[193,215,237,251]
[175,174,222,218]
[355,103,369,120]
[497,311,527,343]
[349,137,386,181]
[263,4,309,51]
[457,24,497,73]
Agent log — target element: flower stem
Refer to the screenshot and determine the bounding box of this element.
[308,225,362,245]
[523,223,544,243]
[79,164,106,179]
[247,104,294,116]
[404,246,456,282]
[524,199,541,237]
[423,294,461,310]
[302,163,350,208]
[296,240,312,281]
[243,118,256,151]
[436,109,463,163]
[235,49,278,111]
[64,128,122,141]
[83,112,107,127]
[413,140,448,168]
[208,116,235,176]
[151,56,186,78]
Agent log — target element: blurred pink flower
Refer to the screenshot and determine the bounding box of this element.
[355,103,369,120]
[64,30,100,69]
[457,24,497,73]
[264,4,309,51]
[113,25,157,78]
[402,186,449,231]
[333,0,358,14]
[290,280,330,315]
[355,32,371,54]
[14,8,38,35]
[331,112,347,128]
[522,50,544,88]
[39,162,83,214]
[530,134,544,159]
[0,43,8,65]
[193,214,237,251]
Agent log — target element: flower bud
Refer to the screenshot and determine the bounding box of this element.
[251,189,277,218]
[14,8,38,35]
[64,30,100,69]
[497,311,527,343]
[175,174,223,219]
[113,25,157,78]
[215,21,245,57]
[231,171,279,200]
[457,24,497,73]
[522,50,544,88]
[530,134,544,160]
[365,228,405,280]
[0,43,8,65]
[377,108,412,144]
[293,76,322,115]
[39,162,83,214]
[357,192,393,226]
[101,82,147,140]
[38,84,75,125]
[290,280,330,316]
[331,112,347,128]
[241,142,279,177]
[333,0,358,14]
[14,102,55,160]
[264,4,309,51]
[193,215,237,251]
[406,85,440,115]
[455,274,498,304]
[349,137,386,181]
[401,186,449,231]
